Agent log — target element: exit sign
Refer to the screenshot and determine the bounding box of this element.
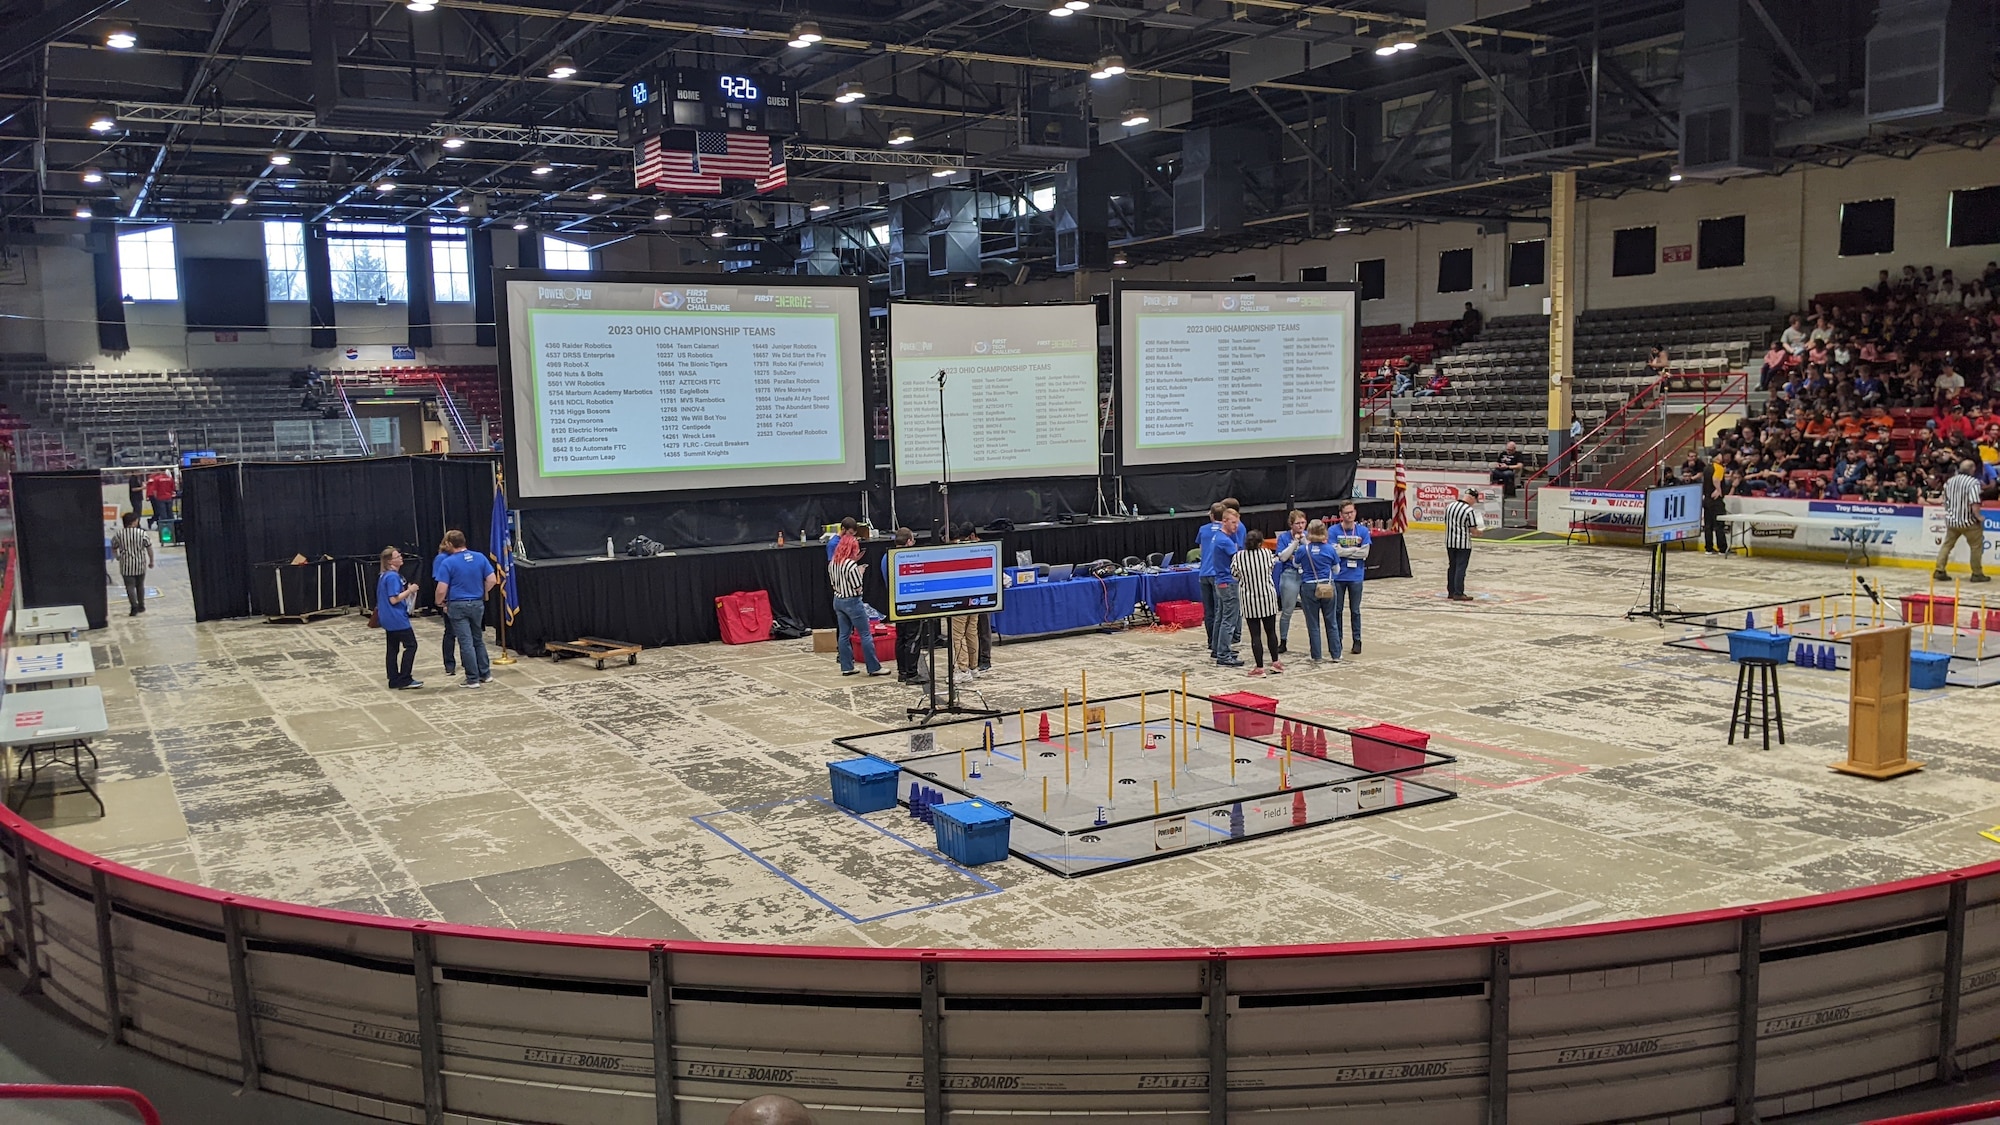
[1663,244,1693,263]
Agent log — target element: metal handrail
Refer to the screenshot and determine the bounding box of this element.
[336,379,372,457]
[434,374,477,452]
[0,1085,163,1124]
[1520,369,1744,510]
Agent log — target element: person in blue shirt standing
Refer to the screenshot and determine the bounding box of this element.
[1272,509,1308,655]
[432,529,497,688]
[1194,502,1226,654]
[1329,502,1372,657]
[1207,507,1244,667]
[1296,520,1340,664]
[376,546,422,690]
[1220,498,1246,646]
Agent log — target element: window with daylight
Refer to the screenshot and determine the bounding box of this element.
[541,235,593,271]
[1611,226,1656,277]
[327,222,407,303]
[1508,239,1546,287]
[117,226,179,302]
[431,227,470,303]
[1838,198,1896,257]
[263,221,308,302]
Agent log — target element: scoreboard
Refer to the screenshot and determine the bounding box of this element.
[619,67,797,144]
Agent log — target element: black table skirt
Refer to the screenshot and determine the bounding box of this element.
[508,498,1397,654]
[1367,532,1413,580]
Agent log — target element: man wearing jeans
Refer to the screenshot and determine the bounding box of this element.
[1207,508,1244,667]
[1936,460,1991,583]
[1329,503,1372,655]
[433,529,496,688]
[1194,502,1226,653]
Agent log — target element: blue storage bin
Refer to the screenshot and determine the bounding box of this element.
[1727,629,1792,663]
[828,756,902,814]
[1910,651,1952,690]
[931,800,1013,866]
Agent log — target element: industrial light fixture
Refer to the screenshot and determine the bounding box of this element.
[1668,169,1683,182]
[457,203,472,214]
[229,192,250,206]
[406,0,437,11]
[529,153,554,176]
[709,222,730,240]
[1119,105,1149,127]
[808,198,832,213]
[1375,34,1416,56]
[1051,0,1088,12]
[103,24,138,50]
[86,104,118,133]
[268,148,292,166]
[887,125,914,146]
[372,178,396,193]
[833,81,866,104]
[931,166,954,178]
[74,205,93,220]
[788,21,822,48]
[512,219,530,230]
[81,167,104,185]
[1066,1,1090,8]
[653,207,674,222]
[1048,4,1075,15]
[547,55,578,80]
[1090,54,1126,80]
[1333,217,1352,233]
[440,131,465,150]
[963,276,978,288]
[1112,253,1129,266]
[586,190,607,201]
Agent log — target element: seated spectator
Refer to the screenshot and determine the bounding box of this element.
[1647,344,1671,373]
[1868,269,1893,302]
[1979,424,2000,470]
[1390,365,1413,397]
[1760,341,1791,389]
[1490,441,1526,496]
[1780,314,1810,355]
[1451,301,1483,344]
[1414,370,1450,396]
[1937,364,1966,403]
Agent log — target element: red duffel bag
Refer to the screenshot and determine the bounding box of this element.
[716,590,773,644]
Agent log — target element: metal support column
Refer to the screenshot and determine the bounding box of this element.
[649,945,680,1125]
[1488,943,1511,1125]
[9,829,38,994]
[221,903,262,1091]
[413,930,445,1125]
[1546,170,1578,477]
[1207,956,1228,1125]
[920,959,943,1125]
[1938,879,1968,1083]
[91,868,123,1045]
[1735,914,1762,1124]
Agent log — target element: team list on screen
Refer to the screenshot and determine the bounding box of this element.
[892,351,1098,477]
[1133,308,1347,450]
[529,311,844,476]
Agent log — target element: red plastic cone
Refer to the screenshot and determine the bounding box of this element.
[1038,712,1051,742]
[1292,790,1307,826]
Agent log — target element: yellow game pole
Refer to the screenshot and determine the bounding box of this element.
[1042,775,1048,813]
[960,748,966,780]
[1108,730,1115,804]
[1171,737,1177,789]
[1954,579,1963,648]
[1081,670,1088,730]
[1153,780,1160,814]
[1228,713,1236,768]
[1063,689,1071,748]
[1281,760,1288,789]
[1065,742,1071,786]
[1020,708,1027,770]
[1819,595,1827,638]
[1140,690,1147,742]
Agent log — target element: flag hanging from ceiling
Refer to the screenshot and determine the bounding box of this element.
[1389,423,1409,534]
[634,131,786,195]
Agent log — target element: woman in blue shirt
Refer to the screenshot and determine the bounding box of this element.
[376,546,422,690]
[1272,510,1308,656]
[1296,520,1342,664]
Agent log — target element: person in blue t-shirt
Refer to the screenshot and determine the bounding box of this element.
[432,529,497,688]
[1295,521,1341,663]
[1194,501,1230,652]
[1329,502,1373,657]
[376,546,422,690]
[1206,507,1244,667]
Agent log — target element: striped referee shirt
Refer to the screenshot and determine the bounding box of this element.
[829,558,866,599]
[1230,546,1280,619]
[1444,500,1478,550]
[1943,472,1982,528]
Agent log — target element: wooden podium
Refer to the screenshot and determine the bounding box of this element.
[1833,624,1923,780]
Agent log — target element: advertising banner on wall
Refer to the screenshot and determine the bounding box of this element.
[1356,468,1503,528]
[1566,488,1647,535]
[1724,497,2000,569]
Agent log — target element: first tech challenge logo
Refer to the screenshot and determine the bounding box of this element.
[654,289,685,310]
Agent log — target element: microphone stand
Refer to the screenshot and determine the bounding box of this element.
[935,369,952,540]
[909,368,997,724]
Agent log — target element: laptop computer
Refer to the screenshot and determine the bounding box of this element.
[1048,563,1075,582]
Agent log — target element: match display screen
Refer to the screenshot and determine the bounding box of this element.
[887,541,1004,622]
[1646,483,1703,544]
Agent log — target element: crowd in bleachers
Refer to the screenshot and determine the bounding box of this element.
[1704,261,2000,504]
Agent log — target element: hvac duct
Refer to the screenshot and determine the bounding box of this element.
[1678,0,1777,177]
[928,190,981,278]
[794,226,842,276]
[888,199,930,297]
[1866,0,1995,123]
[1173,128,1254,236]
[1055,158,1119,273]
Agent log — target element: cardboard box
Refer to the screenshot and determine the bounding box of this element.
[812,628,837,653]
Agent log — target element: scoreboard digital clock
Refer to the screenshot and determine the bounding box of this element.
[618,67,796,144]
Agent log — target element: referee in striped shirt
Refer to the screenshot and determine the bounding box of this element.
[1936,460,1990,583]
[1444,490,1482,602]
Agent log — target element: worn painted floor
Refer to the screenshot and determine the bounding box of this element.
[22,537,2000,950]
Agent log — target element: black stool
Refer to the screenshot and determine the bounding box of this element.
[1729,658,1786,751]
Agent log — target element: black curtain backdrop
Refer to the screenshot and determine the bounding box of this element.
[12,471,111,630]
[90,222,127,353]
[520,489,861,559]
[471,228,496,348]
[406,222,434,349]
[307,223,336,350]
[183,456,494,621]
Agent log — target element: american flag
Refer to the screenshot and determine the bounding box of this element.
[635,131,786,194]
[1390,421,1409,533]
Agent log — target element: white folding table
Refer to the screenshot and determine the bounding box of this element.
[4,642,96,690]
[13,605,89,644]
[0,686,108,815]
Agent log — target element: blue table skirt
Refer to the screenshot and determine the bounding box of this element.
[992,568,1203,638]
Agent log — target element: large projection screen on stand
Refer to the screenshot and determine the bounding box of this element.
[499,271,868,504]
[889,302,1101,484]
[1115,280,1359,470]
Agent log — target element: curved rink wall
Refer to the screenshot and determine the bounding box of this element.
[4,807,1998,1125]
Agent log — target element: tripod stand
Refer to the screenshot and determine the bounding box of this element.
[1626,541,1675,626]
[907,613,1000,725]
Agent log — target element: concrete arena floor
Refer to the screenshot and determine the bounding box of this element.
[23,533,2000,950]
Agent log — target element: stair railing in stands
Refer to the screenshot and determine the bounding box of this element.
[336,379,372,457]
[434,374,477,453]
[1518,369,1745,523]
[0,1085,163,1124]
[1598,374,1749,492]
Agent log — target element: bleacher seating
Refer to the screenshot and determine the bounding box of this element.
[1359,297,1778,474]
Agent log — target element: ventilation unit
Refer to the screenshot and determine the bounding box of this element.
[1866,0,1995,122]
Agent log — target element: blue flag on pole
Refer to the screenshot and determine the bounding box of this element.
[490,482,519,624]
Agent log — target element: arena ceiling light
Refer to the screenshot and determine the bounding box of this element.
[406,0,438,11]
[1668,169,1684,182]
[833,82,866,104]
[268,148,292,166]
[963,276,978,288]
[372,178,397,193]
[81,167,104,185]
[86,104,118,133]
[930,166,955,178]
[456,202,471,213]
[1119,105,1149,127]
[808,198,832,213]
[788,21,822,48]
[74,204,93,219]
[229,191,250,206]
[1111,252,1128,266]
[512,218,530,230]
[709,222,731,240]
[103,24,138,50]
[547,56,578,80]
[887,125,915,146]
[1051,0,1089,11]
[586,190,607,201]
[529,153,554,176]
[1332,217,1353,232]
[440,131,466,150]
[1375,34,1417,56]
[653,206,674,222]
[1090,55,1126,80]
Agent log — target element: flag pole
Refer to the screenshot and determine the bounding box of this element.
[492,466,518,665]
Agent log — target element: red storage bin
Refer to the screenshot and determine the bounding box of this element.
[1351,722,1431,772]
[1209,691,1278,738]
[1155,599,1204,627]
[1900,593,1956,627]
[715,589,773,644]
[851,621,896,663]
